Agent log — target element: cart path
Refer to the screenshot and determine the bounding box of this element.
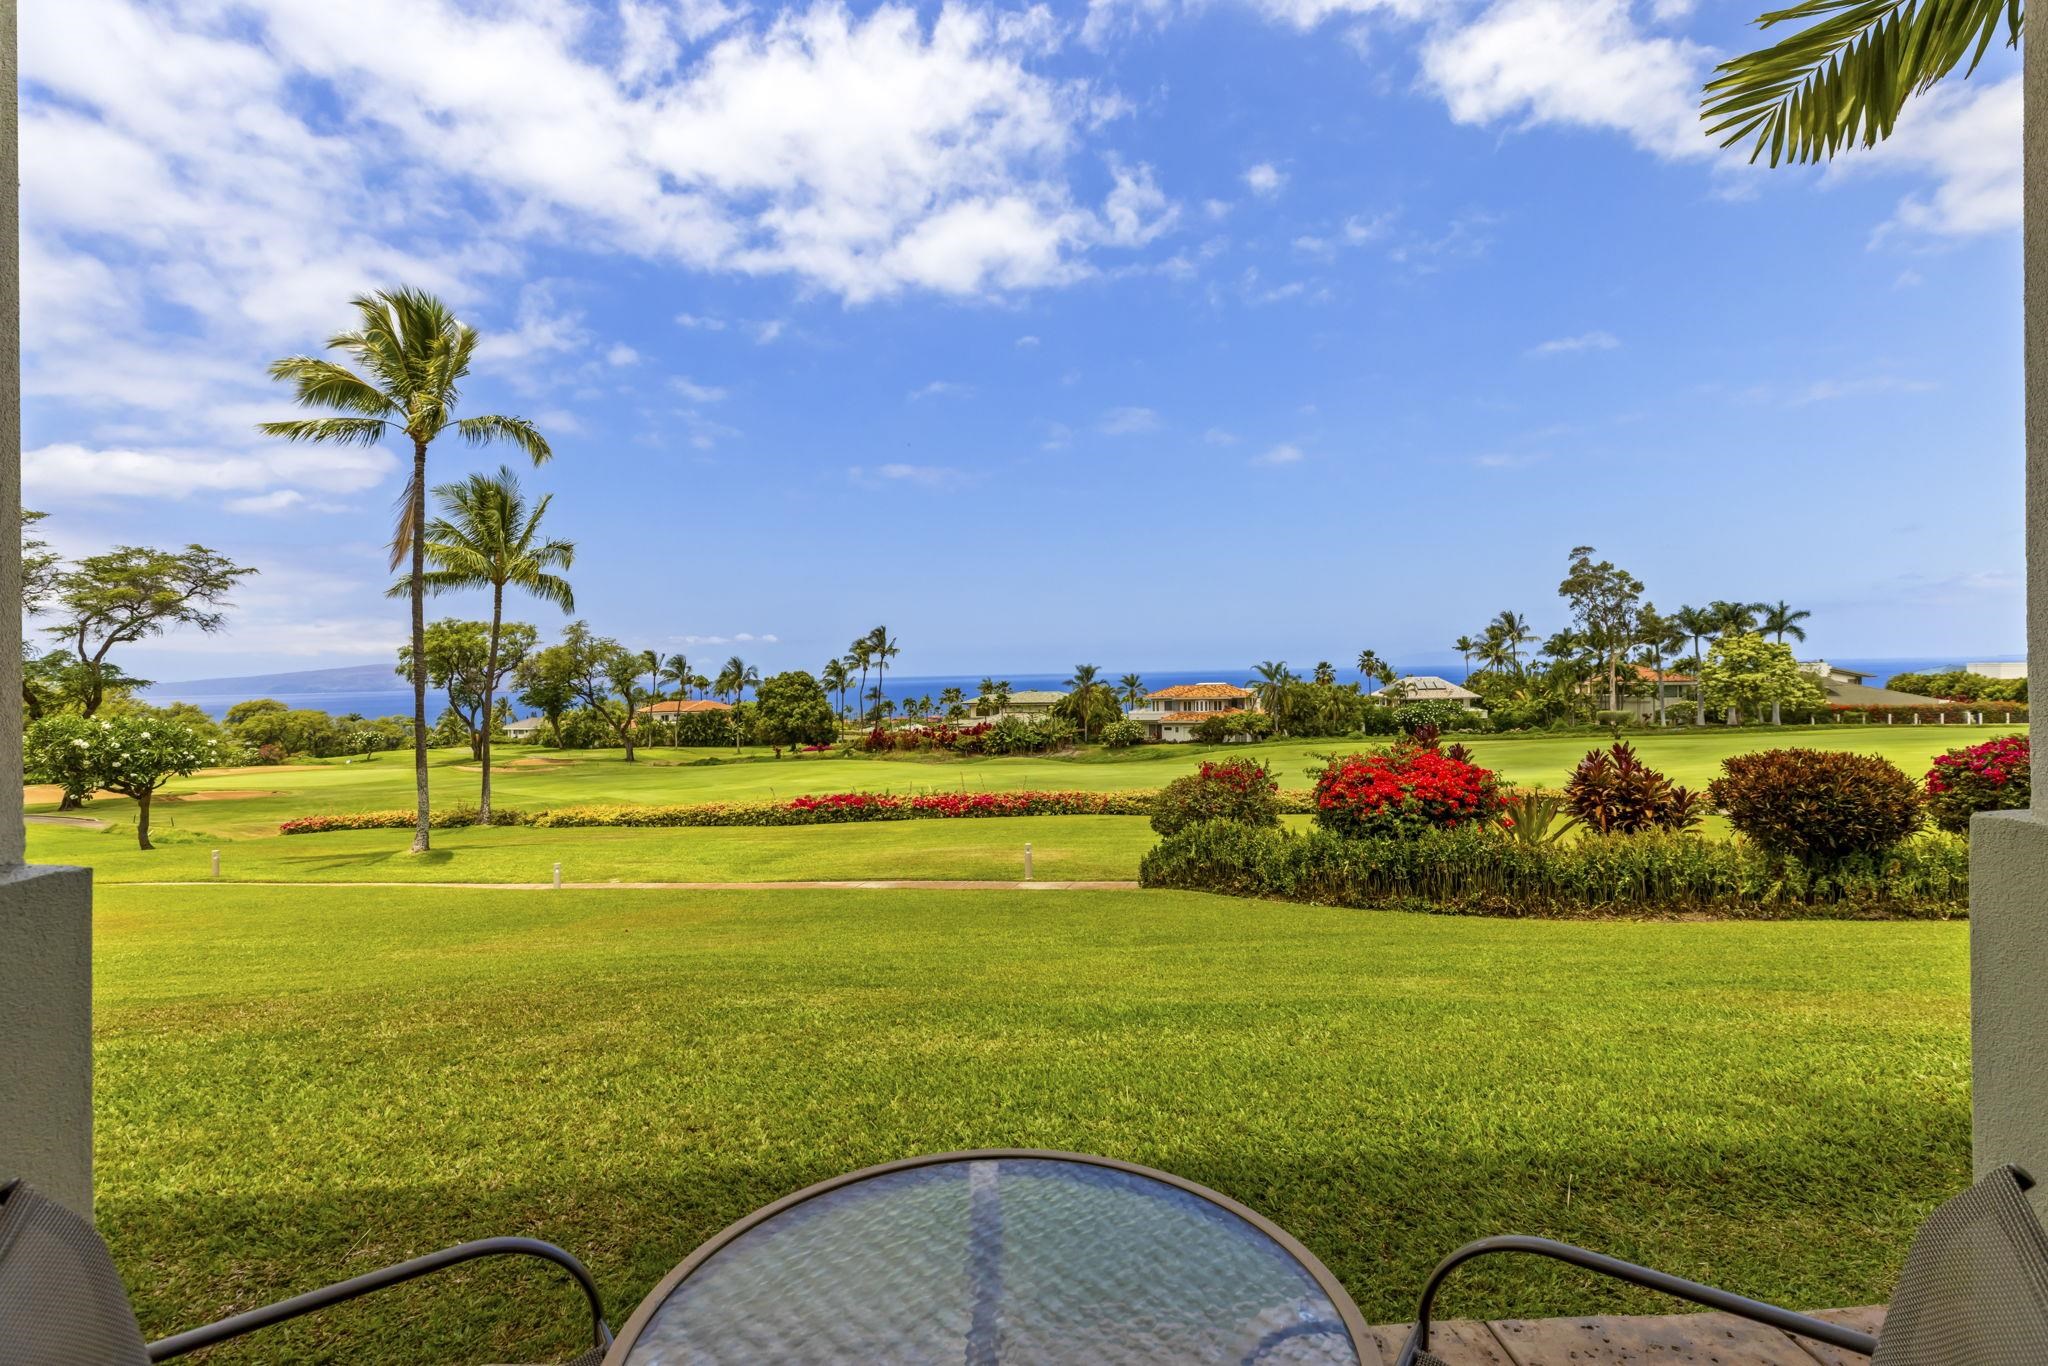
[119,878,1142,891]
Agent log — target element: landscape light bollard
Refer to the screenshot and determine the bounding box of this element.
[210,850,220,880]
[553,862,562,891]
[1024,842,1034,881]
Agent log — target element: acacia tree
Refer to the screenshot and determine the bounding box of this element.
[1701,632,1826,726]
[545,623,643,761]
[398,619,538,766]
[405,468,573,820]
[1558,546,1645,712]
[263,288,553,853]
[46,545,254,719]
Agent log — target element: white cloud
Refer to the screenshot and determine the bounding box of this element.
[23,440,395,504]
[670,376,730,402]
[1015,334,1041,347]
[1101,159,1179,245]
[1253,442,1304,466]
[1527,330,1619,357]
[1243,162,1287,195]
[909,379,973,400]
[1417,0,1713,161]
[1098,405,1161,434]
[226,490,309,515]
[1203,198,1233,220]
[1041,421,1073,450]
[751,319,787,344]
[847,462,972,489]
[1203,427,1239,445]
[606,343,641,366]
[675,312,729,330]
[1846,75,2020,238]
[673,631,782,646]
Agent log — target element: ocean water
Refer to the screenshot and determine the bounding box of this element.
[145,657,1998,720]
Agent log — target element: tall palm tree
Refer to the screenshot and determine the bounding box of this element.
[402,467,572,822]
[848,640,873,720]
[662,653,693,703]
[1451,634,1479,681]
[822,658,851,722]
[1711,599,1763,637]
[264,290,552,852]
[1759,600,1815,724]
[1490,610,1535,674]
[976,676,999,717]
[939,685,965,719]
[1312,660,1337,686]
[716,655,759,704]
[1119,673,1146,710]
[868,626,899,718]
[1067,663,1105,742]
[1703,0,2018,166]
[1356,649,1384,693]
[1670,605,1719,726]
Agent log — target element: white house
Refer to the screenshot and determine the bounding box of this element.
[962,689,1066,719]
[502,715,549,741]
[1375,675,1484,710]
[1125,682,1257,742]
[1968,660,2029,680]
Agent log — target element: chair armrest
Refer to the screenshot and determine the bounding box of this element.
[1392,1234,1878,1366]
[145,1236,609,1361]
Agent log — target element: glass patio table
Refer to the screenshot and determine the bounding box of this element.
[604,1149,1371,1365]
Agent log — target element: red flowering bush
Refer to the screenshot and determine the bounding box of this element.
[1925,734,2031,832]
[1150,760,1282,836]
[1312,747,1504,839]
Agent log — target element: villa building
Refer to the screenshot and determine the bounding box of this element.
[1968,660,2029,679]
[1125,682,1257,742]
[1375,675,1484,710]
[503,715,550,741]
[643,698,734,717]
[1588,665,1697,721]
[1799,661,1943,707]
[963,689,1066,719]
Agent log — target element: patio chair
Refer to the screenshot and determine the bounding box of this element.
[0,1178,611,1364]
[1394,1163,2048,1366]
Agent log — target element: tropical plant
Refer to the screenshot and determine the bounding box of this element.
[821,658,852,719]
[397,618,538,763]
[1489,610,1535,673]
[263,288,552,852]
[715,656,760,707]
[1703,0,2021,166]
[1671,605,1721,726]
[400,467,572,819]
[1355,649,1386,693]
[1061,663,1113,742]
[1497,790,1579,847]
[1150,759,1282,837]
[1248,660,1298,732]
[25,710,231,850]
[43,545,255,720]
[848,640,873,719]
[1711,749,1925,867]
[1563,741,1704,835]
[1559,547,1645,712]
[867,626,899,719]
[1451,635,1479,680]
[1312,746,1504,839]
[1925,734,2031,831]
[662,653,694,705]
[1700,632,1825,726]
[1118,673,1146,710]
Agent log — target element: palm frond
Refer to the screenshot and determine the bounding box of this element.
[456,414,554,465]
[1703,0,2020,165]
[265,358,401,417]
[255,417,393,446]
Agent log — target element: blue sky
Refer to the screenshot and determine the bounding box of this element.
[21,0,2025,682]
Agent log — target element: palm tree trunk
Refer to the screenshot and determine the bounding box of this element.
[409,439,431,854]
[478,582,501,824]
[1692,634,1707,726]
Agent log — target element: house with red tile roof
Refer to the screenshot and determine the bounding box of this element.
[1125,682,1258,743]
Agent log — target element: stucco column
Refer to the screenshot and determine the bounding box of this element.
[1971,21,2048,1214]
[0,0,97,1216]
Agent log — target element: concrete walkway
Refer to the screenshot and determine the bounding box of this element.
[124,878,1142,891]
[1362,1305,1882,1364]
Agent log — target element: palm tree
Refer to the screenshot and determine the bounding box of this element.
[975,676,999,717]
[716,655,758,704]
[1703,0,2017,166]
[662,653,693,704]
[1759,600,1815,725]
[1355,649,1384,694]
[1711,599,1763,637]
[1312,660,1336,686]
[403,467,572,822]
[868,626,899,718]
[1067,663,1105,742]
[1490,610,1535,673]
[940,685,965,719]
[1671,605,1718,726]
[264,291,553,852]
[822,658,851,721]
[1249,660,1297,731]
[1119,673,1146,711]
[1451,634,1479,681]
[848,640,873,720]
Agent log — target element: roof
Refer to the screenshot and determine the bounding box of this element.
[1629,664,1695,684]
[643,698,732,714]
[1146,682,1253,701]
[1379,674,1479,701]
[965,690,1066,706]
[503,715,548,730]
[1824,680,1950,707]
[1158,708,1248,723]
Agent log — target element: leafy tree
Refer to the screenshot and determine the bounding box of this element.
[398,619,538,763]
[534,624,643,760]
[20,509,59,613]
[23,651,148,726]
[1558,546,1645,712]
[1703,0,2019,166]
[26,710,230,850]
[754,671,837,754]
[515,644,580,747]
[44,545,254,718]
[1759,600,1814,723]
[404,467,572,820]
[1700,632,1826,725]
[263,288,554,853]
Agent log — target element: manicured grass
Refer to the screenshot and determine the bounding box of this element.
[46,814,1166,884]
[97,883,1967,1362]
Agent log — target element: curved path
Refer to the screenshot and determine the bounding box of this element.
[123,878,1140,891]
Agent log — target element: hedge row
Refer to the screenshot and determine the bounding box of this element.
[279,788,1322,834]
[1137,819,1967,920]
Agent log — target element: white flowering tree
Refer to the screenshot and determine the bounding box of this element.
[24,711,229,850]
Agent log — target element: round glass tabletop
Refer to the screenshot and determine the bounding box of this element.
[606,1150,1367,1365]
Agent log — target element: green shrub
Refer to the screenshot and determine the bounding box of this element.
[278,806,531,834]
[1709,748,1924,867]
[1150,760,1282,837]
[1393,700,1486,733]
[1592,709,1639,728]
[1191,711,1274,743]
[1925,734,2030,832]
[1098,718,1146,749]
[1563,742,1702,835]
[1139,821,1965,919]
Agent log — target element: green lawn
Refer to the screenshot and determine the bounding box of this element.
[28,722,2020,885]
[96,883,1969,1363]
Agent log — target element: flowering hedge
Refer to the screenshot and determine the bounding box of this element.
[1925,734,2031,833]
[1311,748,1505,839]
[277,787,1274,834]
